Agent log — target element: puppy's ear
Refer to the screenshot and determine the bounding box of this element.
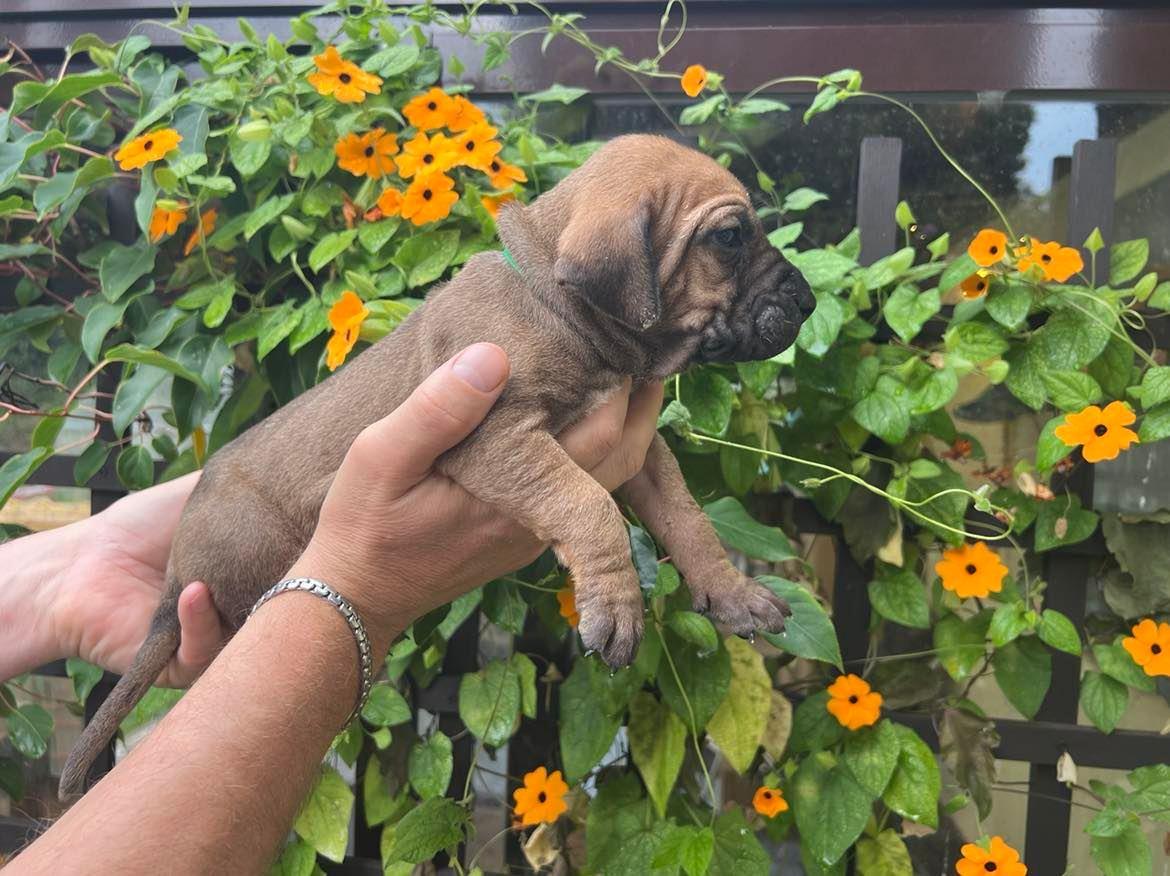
[554,194,660,330]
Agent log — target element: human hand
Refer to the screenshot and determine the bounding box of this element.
[286,343,663,651]
[45,473,227,686]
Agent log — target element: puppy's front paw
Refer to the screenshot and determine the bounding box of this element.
[576,572,644,668]
[693,571,791,638]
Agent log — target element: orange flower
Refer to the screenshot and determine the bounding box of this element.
[115,128,182,171]
[334,129,398,179]
[485,157,527,190]
[1015,237,1084,283]
[403,87,455,131]
[376,187,404,218]
[183,208,217,256]
[752,786,788,818]
[825,674,882,730]
[935,541,1007,599]
[967,228,1008,267]
[512,767,569,826]
[1054,401,1139,463]
[1122,619,1170,677]
[401,172,458,226]
[307,46,382,104]
[445,95,487,133]
[959,271,991,299]
[481,193,516,219]
[556,581,579,628]
[956,836,1027,876]
[325,290,370,371]
[149,202,188,242]
[681,64,708,98]
[395,132,459,180]
[452,122,502,172]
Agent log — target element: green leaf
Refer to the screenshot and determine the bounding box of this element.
[362,757,410,828]
[1035,306,1112,371]
[115,445,154,490]
[1091,821,1151,876]
[783,187,829,212]
[706,637,771,773]
[796,292,846,356]
[789,690,846,753]
[680,369,735,435]
[73,441,111,486]
[708,808,769,876]
[244,193,296,241]
[1036,415,1073,472]
[391,230,459,288]
[1041,370,1103,411]
[791,754,872,865]
[882,724,940,827]
[842,719,901,797]
[759,577,843,668]
[868,566,930,629]
[680,95,726,126]
[361,682,411,726]
[789,250,856,292]
[586,774,673,876]
[6,704,53,759]
[1034,496,1099,552]
[993,637,1052,719]
[767,222,803,250]
[100,240,156,302]
[1109,239,1149,286]
[293,766,353,863]
[308,229,358,273]
[559,657,624,780]
[229,135,271,178]
[883,284,939,342]
[853,383,910,445]
[934,613,989,681]
[1037,609,1082,655]
[666,611,718,652]
[1139,402,1170,443]
[105,343,208,392]
[408,731,453,800]
[1135,366,1170,411]
[938,707,999,820]
[482,579,527,635]
[459,659,521,748]
[384,797,468,865]
[1080,670,1128,734]
[1094,642,1156,693]
[652,825,714,876]
[939,253,979,293]
[358,217,401,253]
[855,829,913,876]
[112,363,168,436]
[0,447,50,506]
[986,280,1032,330]
[628,691,686,817]
[511,652,537,719]
[365,42,421,76]
[658,632,732,734]
[257,302,303,361]
[702,496,794,561]
[944,320,1008,363]
[988,602,1031,647]
[34,156,115,217]
[269,837,317,876]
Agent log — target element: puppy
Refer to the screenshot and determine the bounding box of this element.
[60,134,814,798]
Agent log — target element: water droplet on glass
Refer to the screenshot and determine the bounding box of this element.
[747,633,756,644]
[609,669,617,678]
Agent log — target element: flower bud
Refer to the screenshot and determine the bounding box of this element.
[237,119,272,142]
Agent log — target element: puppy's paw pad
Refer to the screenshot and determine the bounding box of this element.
[578,596,644,668]
[697,578,789,637]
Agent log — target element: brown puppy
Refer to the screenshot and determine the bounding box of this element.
[60,134,814,798]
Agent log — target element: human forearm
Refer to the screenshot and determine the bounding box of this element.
[0,523,81,680]
[17,588,393,875]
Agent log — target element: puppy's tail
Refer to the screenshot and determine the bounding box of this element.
[58,589,182,800]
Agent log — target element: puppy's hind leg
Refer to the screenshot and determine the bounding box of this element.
[440,429,643,667]
[617,434,790,636]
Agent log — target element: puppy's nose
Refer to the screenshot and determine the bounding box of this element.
[754,303,786,345]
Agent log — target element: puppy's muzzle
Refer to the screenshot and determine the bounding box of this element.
[695,258,815,364]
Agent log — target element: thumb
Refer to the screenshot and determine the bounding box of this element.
[345,343,509,497]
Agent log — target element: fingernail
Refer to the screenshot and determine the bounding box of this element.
[452,343,508,392]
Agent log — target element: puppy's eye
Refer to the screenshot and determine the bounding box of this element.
[712,227,742,249]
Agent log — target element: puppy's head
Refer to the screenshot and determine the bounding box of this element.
[534,134,815,375]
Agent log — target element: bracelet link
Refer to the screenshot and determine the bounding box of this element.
[249,577,375,726]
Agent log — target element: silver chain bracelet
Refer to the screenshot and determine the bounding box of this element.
[250,577,374,726]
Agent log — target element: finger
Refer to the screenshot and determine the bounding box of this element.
[559,377,632,472]
[590,380,665,490]
[174,582,226,683]
[347,343,510,498]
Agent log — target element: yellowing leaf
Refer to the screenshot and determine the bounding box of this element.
[706,637,771,773]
